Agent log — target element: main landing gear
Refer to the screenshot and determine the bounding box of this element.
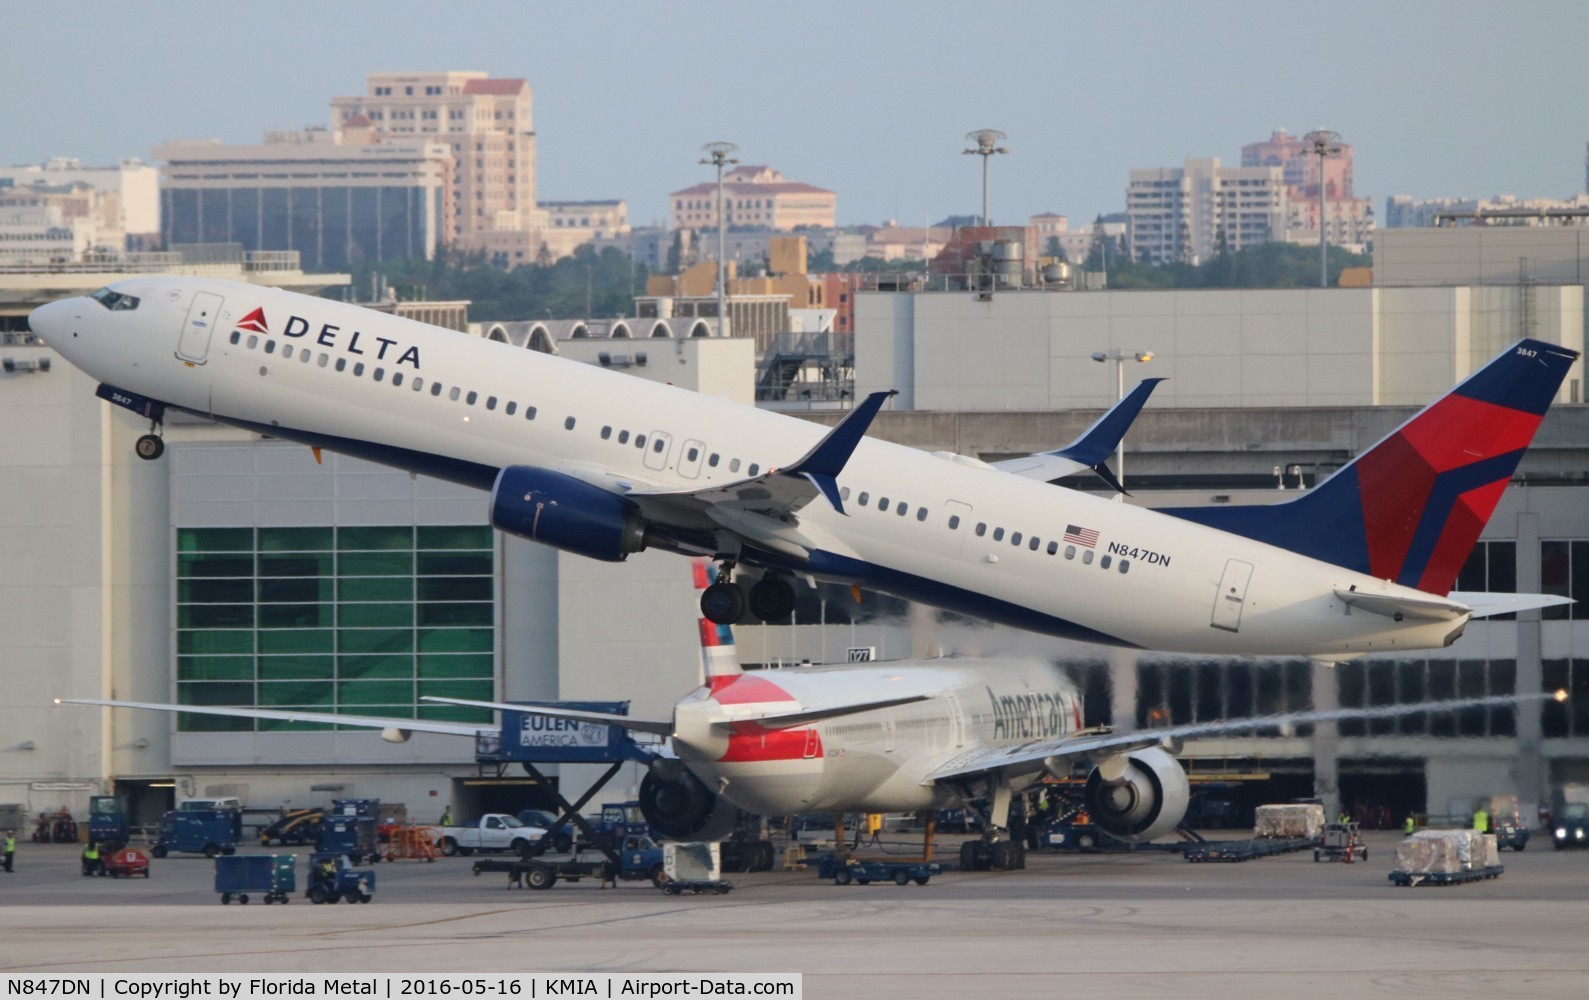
[699,565,797,624]
[135,419,165,461]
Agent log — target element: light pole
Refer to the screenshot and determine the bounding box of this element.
[962,130,1008,226]
[1091,349,1154,499]
[700,141,739,334]
[1304,129,1342,289]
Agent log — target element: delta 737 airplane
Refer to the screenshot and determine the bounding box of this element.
[62,563,1559,855]
[28,277,1577,656]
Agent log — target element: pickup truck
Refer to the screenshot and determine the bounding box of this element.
[437,814,548,857]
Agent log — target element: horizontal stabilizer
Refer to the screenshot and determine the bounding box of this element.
[1447,590,1576,618]
[420,696,674,735]
[1334,588,1470,622]
[57,698,491,737]
[992,378,1164,491]
[713,694,931,731]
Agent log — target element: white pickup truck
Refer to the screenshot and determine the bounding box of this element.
[438,813,548,857]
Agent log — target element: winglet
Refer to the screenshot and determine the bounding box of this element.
[782,389,896,514]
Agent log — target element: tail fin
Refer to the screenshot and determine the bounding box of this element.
[692,560,743,682]
[1162,339,1579,595]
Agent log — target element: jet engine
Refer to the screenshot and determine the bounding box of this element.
[639,769,739,842]
[1083,746,1190,842]
[490,466,647,562]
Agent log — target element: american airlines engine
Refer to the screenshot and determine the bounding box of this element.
[28,277,1579,658]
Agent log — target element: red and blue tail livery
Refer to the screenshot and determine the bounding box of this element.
[1163,339,1578,596]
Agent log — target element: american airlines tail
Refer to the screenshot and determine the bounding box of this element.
[1163,339,1578,596]
[692,560,743,683]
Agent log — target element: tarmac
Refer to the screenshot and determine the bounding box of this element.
[3,832,1587,999]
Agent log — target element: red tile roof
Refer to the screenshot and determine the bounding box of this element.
[670,181,833,198]
[463,78,527,95]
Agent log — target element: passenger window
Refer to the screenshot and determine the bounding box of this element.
[353,362,365,376]
[1082,550,1094,565]
[465,390,477,405]
[283,345,295,360]
[247,335,259,350]
[686,447,699,461]
[993,528,1005,541]
[565,416,576,430]
[1100,554,1112,569]
[486,396,497,410]
[300,350,311,364]
[730,458,741,472]
[1029,537,1040,551]
[840,487,851,501]
[601,426,612,440]
[411,376,422,391]
[635,434,646,448]
[318,354,329,368]
[917,507,928,521]
[1065,545,1076,560]
[392,373,403,387]
[897,504,908,517]
[976,523,986,537]
[505,401,517,415]
[430,381,442,396]
[335,357,346,372]
[948,515,960,530]
[618,430,630,444]
[1047,541,1058,555]
[525,406,537,420]
[878,498,890,512]
[858,492,870,506]
[748,464,759,476]
[653,439,665,453]
[229,331,241,345]
[1011,532,1022,546]
[709,454,720,467]
[1119,560,1130,574]
[449,386,460,401]
[373,368,385,382]
[264,340,277,355]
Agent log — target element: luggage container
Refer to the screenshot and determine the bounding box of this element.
[213,853,295,904]
[152,808,240,858]
[318,814,379,864]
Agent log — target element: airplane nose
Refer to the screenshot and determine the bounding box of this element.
[27,299,68,344]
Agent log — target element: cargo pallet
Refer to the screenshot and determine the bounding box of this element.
[1183,837,1314,863]
[1388,864,1504,887]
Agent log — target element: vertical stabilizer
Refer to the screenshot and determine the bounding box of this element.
[692,560,743,682]
[1161,339,1578,595]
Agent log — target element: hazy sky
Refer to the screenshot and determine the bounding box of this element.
[9,1,1587,228]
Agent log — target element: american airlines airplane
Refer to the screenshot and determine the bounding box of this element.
[27,277,1576,656]
[63,563,1556,859]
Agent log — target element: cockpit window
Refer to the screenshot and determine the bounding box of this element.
[90,288,140,311]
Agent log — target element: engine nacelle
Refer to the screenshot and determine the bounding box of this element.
[639,770,739,843]
[490,465,646,562]
[1083,746,1190,843]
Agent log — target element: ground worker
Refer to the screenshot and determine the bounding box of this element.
[3,829,14,872]
[80,841,102,877]
[439,806,452,827]
[1473,804,1490,833]
[1404,814,1416,835]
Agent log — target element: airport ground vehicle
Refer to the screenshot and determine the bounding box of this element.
[437,813,547,857]
[258,808,323,847]
[318,814,379,864]
[817,853,939,886]
[1552,803,1589,849]
[88,795,129,850]
[1314,822,1368,863]
[104,847,151,878]
[306,852,376,904]
[472,834,668,889]
[214,853,294,904]
[517,809,575,853]
[152,806,241,858]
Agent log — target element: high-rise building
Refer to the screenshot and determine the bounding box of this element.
[669,165,835,232]
[330,72,538,252]
[0,157,160,250]
[1242,129,1373,253]
[1126,158,1286,265]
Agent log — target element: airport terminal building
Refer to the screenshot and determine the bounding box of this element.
[3,227,1588,834]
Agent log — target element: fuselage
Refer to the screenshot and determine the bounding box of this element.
[30,276,1469,656]
[673,658,1079,815]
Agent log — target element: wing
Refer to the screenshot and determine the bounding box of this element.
[1447,591,1575,618]
[623,390,896,558]
[421,696,674,735]
[925,691,1556,783]
[57,698,491,738]
[991,377,1165,493]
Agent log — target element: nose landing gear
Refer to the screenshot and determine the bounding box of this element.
[135,419,165,460]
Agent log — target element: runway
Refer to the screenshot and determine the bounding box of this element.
[3,833,1586,998]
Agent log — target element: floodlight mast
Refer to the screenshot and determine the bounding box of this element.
[700,141,740,334]
[963,130,1008,226]
[1304,129,1342,288]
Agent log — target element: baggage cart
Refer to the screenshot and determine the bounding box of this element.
[306,851,376,904]
[818,854,940,886]
[1388,864,1504,886]
[105,847,151,878]
[213,853,295,904]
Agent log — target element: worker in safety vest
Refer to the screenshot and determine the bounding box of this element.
[80,841,102,877]
[439,806,452,827]
[3,830,15,872]
[1473,806,1490,833]
[1403,814,1416,836]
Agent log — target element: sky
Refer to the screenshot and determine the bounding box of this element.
[8,1,1588,229]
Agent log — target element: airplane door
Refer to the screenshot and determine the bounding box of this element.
[643,430,673,472]
[942,500,973,557]
[678,438,706,479]
[944,693,966,749]
[802,727,820,759]
[1211,559,1254,632]
[177,291,223,364]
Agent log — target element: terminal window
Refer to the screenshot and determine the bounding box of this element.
[174,525,496,732]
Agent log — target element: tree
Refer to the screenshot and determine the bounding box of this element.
[1085,215,1109,272]
[666,231,683,275]
[1043,236,1067,263]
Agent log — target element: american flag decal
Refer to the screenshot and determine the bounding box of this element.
[1064,524,1099,549]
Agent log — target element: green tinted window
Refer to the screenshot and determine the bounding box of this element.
[339,526,413,550]
[419,602,492,627]
[338,654,413,680]
[340,551,414,576]
[178,656,254,681]
[179,578,253,603]
[179,604,255,629]
[417,653,494,678]
[338,681,414,705]
[417,525,493,550]
[259,603,333,629]
[417,703,491,724]
[258,552,334,577]
[178,528,254,552]
[338,577,414,602]
[418,576,492,602]
[257,655,335,680]
[339,603,415,628]
[178,630,253,655]
[419,679,494,702]
[257,629,334,654]
[418,628,493,653]
[260,681,335,706]
[339,629,413,655]
[179,681,255,705]
[258,527,333,552]
[178,553,255,578]
[259,577,331,603]
[418,553,490,576]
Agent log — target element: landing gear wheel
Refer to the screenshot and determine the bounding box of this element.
[959,841,978,871]
[700,581,746,624]
[748,577,796,621]
[135,434,165,461]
